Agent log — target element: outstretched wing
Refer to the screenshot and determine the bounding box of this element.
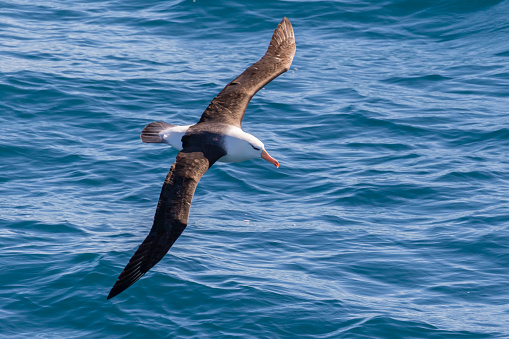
[107,146,224,299]
[198,17,296,127]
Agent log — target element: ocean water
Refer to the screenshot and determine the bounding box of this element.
[1,0,509,337]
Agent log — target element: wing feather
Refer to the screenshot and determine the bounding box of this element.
[198,17,296,127]
[107,148,223,299]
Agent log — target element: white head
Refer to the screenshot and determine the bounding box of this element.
[221,127,279,167]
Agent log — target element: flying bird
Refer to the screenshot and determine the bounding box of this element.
[107,17,296,299]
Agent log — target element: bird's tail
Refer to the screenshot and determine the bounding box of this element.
[140,121,176,143]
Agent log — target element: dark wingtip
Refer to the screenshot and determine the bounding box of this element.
[107,288,117,300]
[107,269,146,300]
[106,231,177,300]
[278,17,294,39]
[106,235,156,300]
[267,17,295,60]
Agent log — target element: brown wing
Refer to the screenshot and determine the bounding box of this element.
[198,17,296,127]
[107,146,225,299]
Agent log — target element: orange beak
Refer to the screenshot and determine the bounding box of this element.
[261,149,279,168]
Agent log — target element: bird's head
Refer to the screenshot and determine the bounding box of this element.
[247,137,279,168]
[222,128,279,168]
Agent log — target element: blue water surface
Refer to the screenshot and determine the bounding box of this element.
[1,0,509,337]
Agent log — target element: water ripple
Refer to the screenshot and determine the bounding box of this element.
[2,0,509,337]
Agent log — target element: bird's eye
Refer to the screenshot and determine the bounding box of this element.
[251,145,261,151]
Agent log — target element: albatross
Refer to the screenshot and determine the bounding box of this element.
[107,17,296,299]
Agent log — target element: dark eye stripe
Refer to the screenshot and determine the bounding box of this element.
[251,145,261,151]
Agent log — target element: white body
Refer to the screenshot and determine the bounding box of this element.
[160,125,265,163]
[160,125,191,151]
